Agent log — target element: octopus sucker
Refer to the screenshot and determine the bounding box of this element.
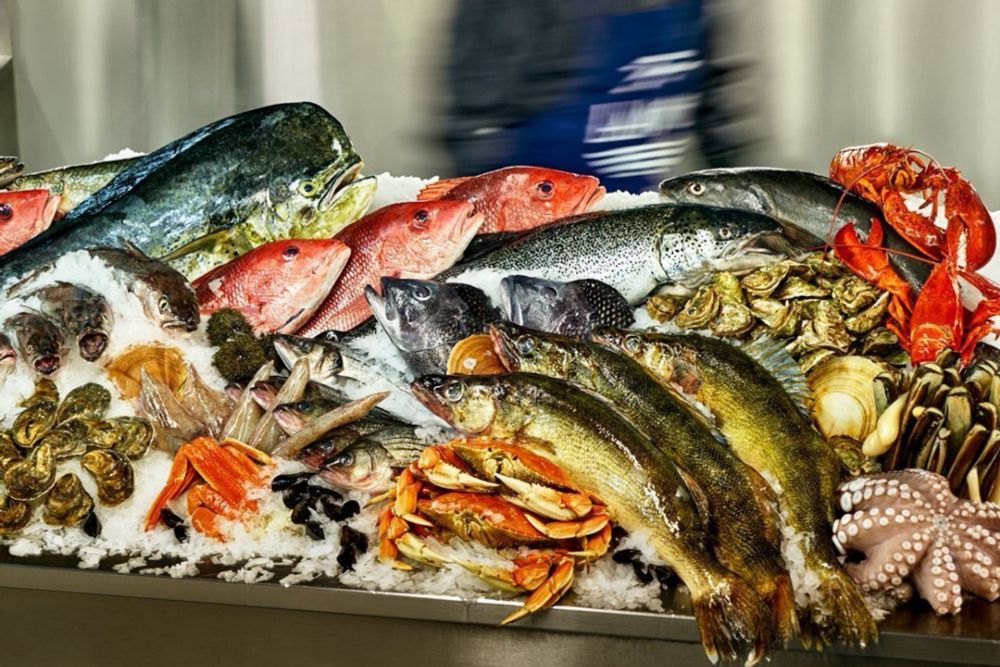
[834,469,1000,615]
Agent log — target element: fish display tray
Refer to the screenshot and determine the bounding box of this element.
[1,552,996,667]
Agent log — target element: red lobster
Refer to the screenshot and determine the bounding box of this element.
[828,143,1000,363]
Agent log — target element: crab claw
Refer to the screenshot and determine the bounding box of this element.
[454,560,526,593]
[567,522,614,560]
[423,462,499,491]
[499,556,576,625]
[394,532,452,567]
[525,509,610,540]
[496,474,593,521]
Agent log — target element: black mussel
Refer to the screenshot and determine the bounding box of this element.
[83,511,102,538]
[612,548,639,565]
[336,544,357,571]
[308,485,342,502]
[340,525,368,552]
[304,521,325,541]
[290,500,313,525]
[173,525,189,542]
[609,525,628,551]
[283,485,309,509]
[271,471,315,492]
[632,560,654,584]
[160,508,184,528]
[338,500,360,520]
[319,496,341,521]
[652,565,674,587]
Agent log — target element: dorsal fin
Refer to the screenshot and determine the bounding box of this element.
[417,176,471,200]
[119,238,150,259]
[739,335,811,416]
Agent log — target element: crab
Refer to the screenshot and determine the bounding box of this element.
[373,436,612,624]
[144,436,273,540]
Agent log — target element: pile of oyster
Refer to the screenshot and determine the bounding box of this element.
[0,380,153,536]
[820,353,1000,502]
[645,252,897,372]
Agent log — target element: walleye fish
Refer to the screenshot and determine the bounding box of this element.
[500,276,633,337]
[29,282,114,361]
[309,425,426,493]
[491,322,796,643]
[193,239,352,334]
[366,277,501,375]
[0,189,61,257]
[297,200,484,335]
[412,372,772,665]
[594,329,878,647]
[658,168,929,289]
[439,204,789,305]
[5,311,66,375]
[0,332,16,378]
[7,157,138,217]
[0,103,373,283]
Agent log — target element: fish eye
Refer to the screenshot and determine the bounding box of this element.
[0,203,11,220]
[623,335,641,353]
[444,382,465,402]
[332,452,353,467]
[687,182,705,196]
[718,226,733,240]
[541,286,558,300]
[158,296,170,314]
[517,336,535,355]
[535,180,554,199]
[283,245,300,260]
[413,284,432,301]
[298,180,318,197]
[412,209,430,229]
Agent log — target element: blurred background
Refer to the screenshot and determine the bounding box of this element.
[2,0,999,200]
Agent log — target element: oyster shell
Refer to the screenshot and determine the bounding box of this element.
[709,301,755,337]
[831,274,879,314]
[0,433,23,473]
[673,286,720,328]
[110,417,154,459]
[43,473,95,527]
[81,449,135,505]
[54,383,111,423]
[645,294,686,322]
[19,378,58,408]
[845,292,890,334]
[4,443,57,501]
[773,276,830,300]
[35,418,89,459]
[11,400,57,448]
[0,495,31,535]
[710,272,744,304]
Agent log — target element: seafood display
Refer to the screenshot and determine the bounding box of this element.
[0,106,997,666]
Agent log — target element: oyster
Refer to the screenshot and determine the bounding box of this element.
[11,400,57,447]
[54,383,111,423]
[0,433,22,473]
[43,473,95,527]
[0,495,31,535]
[861,327,899,356]
[709,301,755,337]
[788,301,850,354]
[845,293,891,334]
[81,449,135,505]
[772,276,830,300]
[77,418,122,449]
[35,418,89,459]
[798,348,836,374]
[710,272,744,304]
[645,294,686,322]
[19,378,58,408]
[831,274,879,314]
[106,344,188,400]
[111,417,154,459]
[4,443,57,501]
[801,251,844,279]
[672,286,720,328]
[741,261,792,298]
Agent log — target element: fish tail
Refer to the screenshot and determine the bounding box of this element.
[692,573,772,666]
[803,566,878,649]
[767,572,799,646]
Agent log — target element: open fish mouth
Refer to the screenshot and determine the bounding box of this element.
[576,185,607,213]
[453,209,486,245]
[0,350,15,366]
[33,354,61,375]
[410,377,453,422]
[714,231,795,273]
[319,159,364,210]
[161,319,198,333]
[78,331,109,362]
[272,406,305,434]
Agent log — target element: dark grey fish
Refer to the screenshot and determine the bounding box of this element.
[365,277,501,375]
[439,204,791,305]
[500,276,633,337]
[272,334,343,387]
[5,311,66,375]
[29,282,114,361]
[658,168,929,289]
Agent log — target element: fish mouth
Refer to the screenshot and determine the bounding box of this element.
[78,331,109,362]
[498,277,521,323]
[410,376,453,422]
[575,184,606,214]
[251,380,279,410]
[454,208,486,245]
[0,349,14,366]
[487,322,519,371]
[713,231,792,273]
[272,406,305,434]
[319,159,364,210]
[33,355,61,375]
[161,319,198,333]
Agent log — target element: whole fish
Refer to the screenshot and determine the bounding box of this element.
[272,335,344,387]
[490,322,796,643]
[0,189,61,257]
[594,329,877,648]
[417,166,605,234]
[0,332,16,378]
[310,425,426,493]
[500,276,633,337]
[439,204,790,305]
[657,168,929,288]
[193,239,352,334]
[366,277,500,375]
[5,311,67,375]
[0,103,373,283]
[297,200,484,335]
[29,282,114,361]
[88,246,199,332]
[7,157,138,217]
[412,372,771,665]
[277,397,402,438]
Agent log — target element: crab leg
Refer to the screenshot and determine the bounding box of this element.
[143,447,196,531]
[524,509,610,540]
[496,474,593,521]
[499,555,576,625]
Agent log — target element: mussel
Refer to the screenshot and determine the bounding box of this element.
[43,473,95,527]
[81,449,135,505]
[4,443,57,501]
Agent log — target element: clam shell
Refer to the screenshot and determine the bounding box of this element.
[808,355,884,441]
[447,335,506,375]
[105,344,188,400]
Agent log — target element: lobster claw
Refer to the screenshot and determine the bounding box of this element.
[908,261,964,364]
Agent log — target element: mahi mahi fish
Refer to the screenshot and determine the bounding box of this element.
[490,322,797,644]
[658,168,929,289]
[412,372,772,666]
[594,329,878,648]
[0,103,375,283]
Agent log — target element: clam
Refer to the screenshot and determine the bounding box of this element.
[4,443,57,501]
[81,449,135,505]
[110,417,154,459]
[0,495,31,535]
[673,286,720,329]
[447,335,506,375]
[808,355,884,441]
[11,400,57,448]
[43,473,95,527]
[0,433,23,473]
[54,383,111,423]
[35,418,89,459]
[106,344,188,400]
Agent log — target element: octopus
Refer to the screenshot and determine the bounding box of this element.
[832,469,1000,615]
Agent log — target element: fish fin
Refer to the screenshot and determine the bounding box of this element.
[676,468,712,531]
[769,573,799,647]
[119,239,152,260]
[461,233,521,261]
[742,465,781,547]
[692,574,771,666]
[157,230,231,262]
[738,335,811,416]
[417,177,471,200]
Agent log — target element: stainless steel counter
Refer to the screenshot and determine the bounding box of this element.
[1,551,997,667]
